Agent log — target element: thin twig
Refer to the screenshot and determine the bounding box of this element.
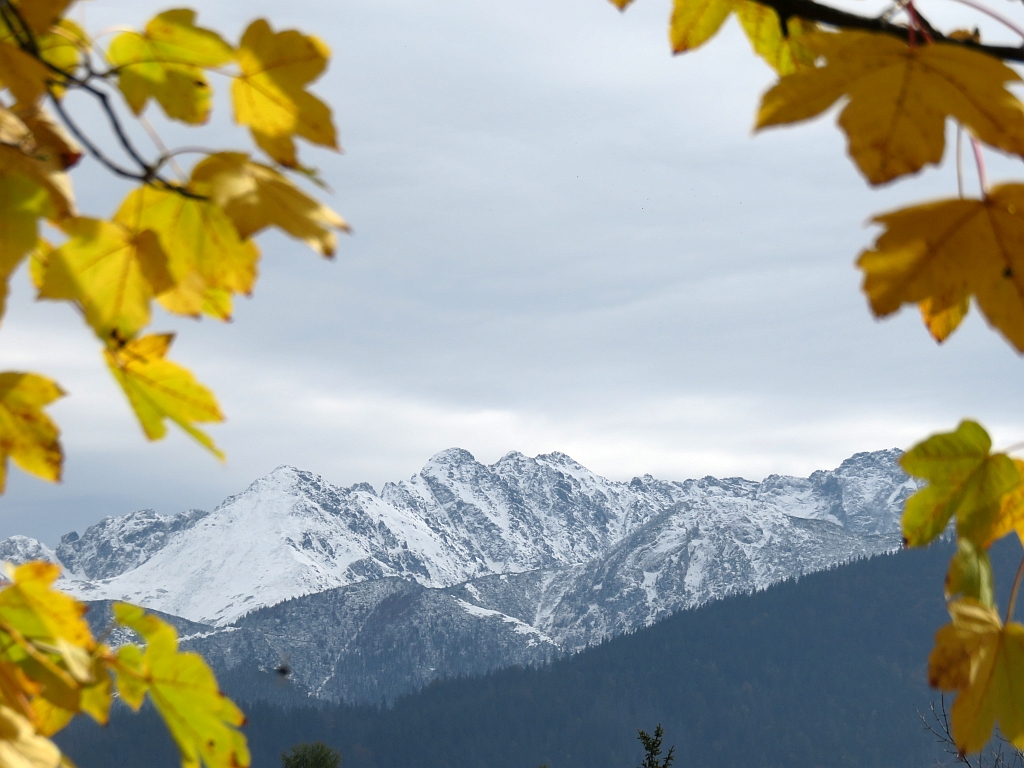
[943,0,1024,40]
[957,127,965,199]
[139,115,186,181]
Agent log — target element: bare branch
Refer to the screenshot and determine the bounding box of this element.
[749,0,1024,63]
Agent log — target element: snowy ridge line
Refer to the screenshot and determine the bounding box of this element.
[0,447,915,635]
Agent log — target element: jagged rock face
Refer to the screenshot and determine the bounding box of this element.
[187,577,561,705]
[47,450,679,625]
[10,449,913,624]
[1,447,916,704]
[56,508,210,579]
[0,536,56,566]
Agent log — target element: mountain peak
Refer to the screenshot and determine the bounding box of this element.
[425,447,477,467]
[23,446,914,629]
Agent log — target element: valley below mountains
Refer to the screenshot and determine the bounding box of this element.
[1,447,916,704]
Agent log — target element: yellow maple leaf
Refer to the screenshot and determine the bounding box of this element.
[191,152,348,257]
[0,111,76,227]
[901,420,1021,547]
[0,165,54,320]
[31,650,111,734]
[113,185,260,320]
[946,539,995,608]
[0,704,61,768]
[0,373,63,492]
[39,217,173,340]
[107,10,233,124]
[104,334,224,458]
[111,643,147,711]
[112,604,249,768]
[232,19,337,167]
[16,19,89,97]
[0,38,51,107]
[0,563,91,650]
[37,18,86,71]
[669,0,732,55]
[920,291,971,344]
[733,3,816,76]
[669,0,816,75]
[756,31,1024,185]
[31,698,73,738]
[986,459,1024,546]
[857,185,1024,352]
[11,0,76,36]
[929,599,1024,753]
[0,562,104,721]
[13,106,83,172]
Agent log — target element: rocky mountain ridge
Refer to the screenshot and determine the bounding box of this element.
[2,447,915,703]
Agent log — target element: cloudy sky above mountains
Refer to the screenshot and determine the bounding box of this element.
[2,0,1023,544]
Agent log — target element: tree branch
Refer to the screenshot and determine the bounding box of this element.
[754,0,1024,62]
[0,0,206,199]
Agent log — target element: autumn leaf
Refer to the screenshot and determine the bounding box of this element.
[112,604,249,768]
[107,10,233,124]
[0,373,63,492]
[0,563,91,650]
[929,599,1024,753]
[114,185,260,320]
[112,643,147,711]
[669,0,732,55]
[756,31,1024,184]
[14,106,82,171]
[987,459,1024,546]
[11,0,76,36]
[668,0,816,75]
[733,4,816,76]
[0,704,61,768]
[920,291,970,344]
[0,44,51,108]
[901,420,1020,547]
[232,19,337,167]
[39,217,173,340]
[191,152,348,256]
[946,539,995,608]
[857,185,1024,352]
[0,164,54,320]
[104,334,224,458]
[0,561,106,723]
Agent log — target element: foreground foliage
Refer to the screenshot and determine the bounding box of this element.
[0,562,247,768]
[612,0,1024,754]
[0,0,346,764]
[0,0,345,483]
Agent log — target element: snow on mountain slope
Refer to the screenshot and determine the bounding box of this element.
[0,536,57,566]
[3,447,914,629]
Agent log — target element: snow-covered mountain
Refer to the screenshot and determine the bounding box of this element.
[4,447,916,703]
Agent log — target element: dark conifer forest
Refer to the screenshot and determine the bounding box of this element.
[60,538,1014,768]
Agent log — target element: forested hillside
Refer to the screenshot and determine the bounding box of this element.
[59,538,1009,768]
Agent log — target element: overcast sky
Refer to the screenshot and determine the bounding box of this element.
[2,0,1023,545]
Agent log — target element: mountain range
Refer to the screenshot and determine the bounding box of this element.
[0,447,916,704]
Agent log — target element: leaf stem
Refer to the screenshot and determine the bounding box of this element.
[906,2,935,42]
[956,126,965,199]
[971,136,989,196]
[1006,553,1024,624]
